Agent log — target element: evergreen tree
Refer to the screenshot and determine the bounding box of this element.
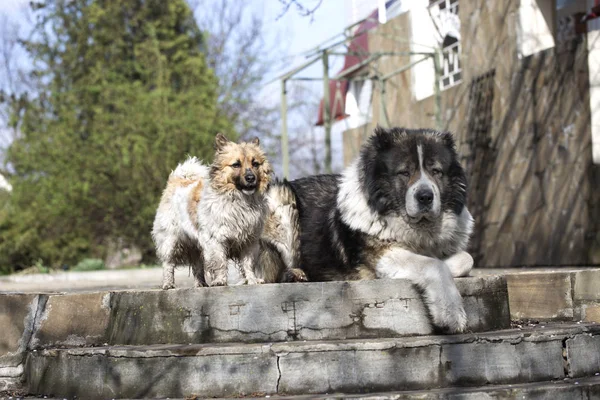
[0,0,230,271]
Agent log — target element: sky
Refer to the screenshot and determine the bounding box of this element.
[0,0,353,175]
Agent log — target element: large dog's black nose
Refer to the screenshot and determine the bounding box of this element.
[416,189,433,206]
[245,173,256,184]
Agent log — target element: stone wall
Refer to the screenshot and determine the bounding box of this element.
[342,0,600,267]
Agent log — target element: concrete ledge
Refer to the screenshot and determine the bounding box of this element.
[107,277,509,345]
[212,376,600,400]
[24,324,600,399]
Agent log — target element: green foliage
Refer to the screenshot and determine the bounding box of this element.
[0,0,231,272]
[72,258,105,272]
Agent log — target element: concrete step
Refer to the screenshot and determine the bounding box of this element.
[1,277,509,350]
[211,376,600,399]
[24,323,600,399]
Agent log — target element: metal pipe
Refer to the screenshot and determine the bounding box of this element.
[281,79,289,179]
[381,55,432,81]
[433,51,442,130]
[322,50,332,174]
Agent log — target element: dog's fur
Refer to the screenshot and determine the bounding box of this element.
[152,134,272,288]
[264,127,474,333]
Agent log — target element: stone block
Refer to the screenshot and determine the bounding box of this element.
[582,303,600,322]
[26,343,278,399]
[505,273,574,320]
[276,342,441,394]
[573,270,600,301]
[30,292,111,348]
[566,334,600,377]
[0,294,40,364]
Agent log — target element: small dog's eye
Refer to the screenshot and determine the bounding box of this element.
[231,161,241,168]
[252,161,261,168]
[432,168,443,176]
[397,171,409,177]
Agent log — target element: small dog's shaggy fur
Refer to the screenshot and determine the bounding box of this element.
[152,133,272,289]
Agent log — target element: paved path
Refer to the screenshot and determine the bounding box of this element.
[0,267,195,293]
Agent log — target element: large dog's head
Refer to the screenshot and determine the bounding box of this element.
[360,127,467,226]
[210,133,272,196]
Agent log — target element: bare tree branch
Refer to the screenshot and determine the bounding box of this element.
[277,0,323,21]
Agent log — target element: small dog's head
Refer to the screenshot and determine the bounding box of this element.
[210,133,272,196]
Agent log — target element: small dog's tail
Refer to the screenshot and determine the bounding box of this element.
[170,156,207,181]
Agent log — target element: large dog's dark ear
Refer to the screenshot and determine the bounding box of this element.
[439,130,456,150]
[447,157,468,215]
[214,133,230,150]
[371,126,394,152]
[360,148,393,215]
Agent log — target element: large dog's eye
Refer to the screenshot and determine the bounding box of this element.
[397,170,409,177]
[252,160,261,168]
[231,161,241,168]
[432,168,443,177]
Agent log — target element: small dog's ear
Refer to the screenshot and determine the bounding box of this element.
[251,137,260,146]
[214,133,230,150]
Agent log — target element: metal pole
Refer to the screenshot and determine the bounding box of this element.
[322,50,332,174]
[281,79,289,179]
[379,79,390,128]
[432,51,443,130]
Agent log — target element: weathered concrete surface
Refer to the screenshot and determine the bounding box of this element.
[107,277,509,345]
[220,376,600,399]
[24,324,600,399]
[0,277,508,393]
[474,267,600,323]
[0,277,509,351]
[30,292,111,348]
[0,294,43,391]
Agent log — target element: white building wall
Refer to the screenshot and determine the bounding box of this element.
[409,0,439,101]
[518,0,556,58]
[589,29,600,164]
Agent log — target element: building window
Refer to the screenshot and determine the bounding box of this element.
[429,0,462,90]
[440,37,462,90]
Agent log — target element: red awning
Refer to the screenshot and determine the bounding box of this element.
[316,10,379,126]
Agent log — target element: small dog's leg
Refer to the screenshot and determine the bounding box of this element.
[376,248,467,334]
[445,251,474,278]
[162,262,176,290]
[203,243,228,286]
[240,243,264,285]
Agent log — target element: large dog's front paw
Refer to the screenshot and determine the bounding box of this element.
[445,251,474,278]
[162,282,175,290]
[428,288,467,334]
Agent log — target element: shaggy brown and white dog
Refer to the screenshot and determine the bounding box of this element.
[152,134,272,289]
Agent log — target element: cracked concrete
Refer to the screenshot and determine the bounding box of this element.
[2,276,510,394]
[24,324,600,399]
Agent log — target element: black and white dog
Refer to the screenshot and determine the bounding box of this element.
[265,127,474,333]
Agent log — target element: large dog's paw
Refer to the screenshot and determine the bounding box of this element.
[445,251,474,278]
[428,287,467,334]
[245,277,265,285]
[162,282,175,290]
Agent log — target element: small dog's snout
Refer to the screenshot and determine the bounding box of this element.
[416,189,434,206]
[245,173,256,184]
